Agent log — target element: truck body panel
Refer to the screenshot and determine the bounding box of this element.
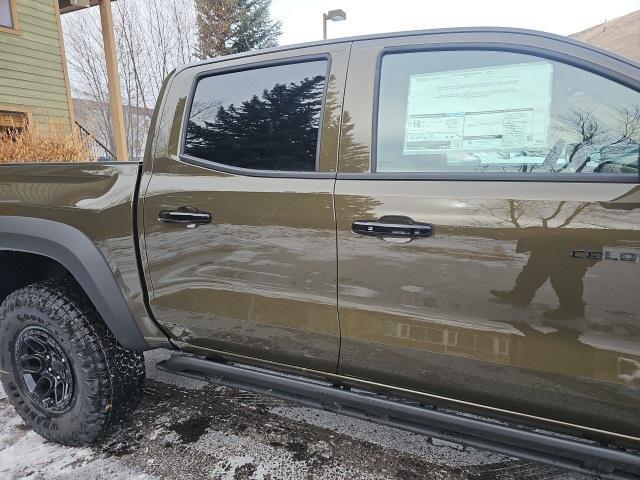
[143,170,340,371]
[335,179,640,438]
[0,163,166,346]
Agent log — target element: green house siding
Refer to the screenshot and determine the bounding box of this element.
[0,0,72,129]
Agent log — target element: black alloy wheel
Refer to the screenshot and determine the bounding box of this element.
[0,278,146,445]
[15,326,75,413]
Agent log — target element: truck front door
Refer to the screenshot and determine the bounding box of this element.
[142,44,349,372]
[335,33,640,440]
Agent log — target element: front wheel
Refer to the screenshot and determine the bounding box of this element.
[0,278,145,446]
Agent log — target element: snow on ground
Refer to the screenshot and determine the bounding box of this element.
[0,350,591,479]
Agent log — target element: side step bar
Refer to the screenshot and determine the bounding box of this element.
[158,355,640,479]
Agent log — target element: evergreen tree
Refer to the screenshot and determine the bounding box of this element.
[195,0,282,59]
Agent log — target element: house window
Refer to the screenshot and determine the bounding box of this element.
[0,110,28,135]
[0,0,15,30]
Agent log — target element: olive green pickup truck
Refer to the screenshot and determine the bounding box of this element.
[1,28,639,477]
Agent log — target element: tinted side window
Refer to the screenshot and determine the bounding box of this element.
[376,50,640,175]
[184,60,327,171]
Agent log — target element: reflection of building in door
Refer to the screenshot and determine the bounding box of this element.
[390,322,511,363]
[491,229,600,319]
[387,315,640,384]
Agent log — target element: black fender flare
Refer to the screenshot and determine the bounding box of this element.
[0,216,149,351]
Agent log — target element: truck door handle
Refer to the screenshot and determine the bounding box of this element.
[352,218,433,238]
[158,207,211,225]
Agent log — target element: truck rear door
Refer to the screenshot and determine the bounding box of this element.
[334,31,640,440]
[142,43,349,372]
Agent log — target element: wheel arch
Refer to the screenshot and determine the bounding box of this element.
[0,216,149,351]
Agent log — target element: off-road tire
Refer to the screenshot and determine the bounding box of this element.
[0,278,146,446]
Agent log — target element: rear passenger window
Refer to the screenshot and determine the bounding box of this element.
[184,60,327,172]
[376,50,640,176]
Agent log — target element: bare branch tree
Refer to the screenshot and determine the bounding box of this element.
[61,0,198,159]
[557,106,640,172]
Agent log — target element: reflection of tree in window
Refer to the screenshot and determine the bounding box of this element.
[185,75,325,171]
[541,105,640,174]
[472,106,639,174]
[340,111,370,171]
[523,106,640,173]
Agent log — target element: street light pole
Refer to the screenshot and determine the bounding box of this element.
[323,13,328,40]
[322,9,346,40]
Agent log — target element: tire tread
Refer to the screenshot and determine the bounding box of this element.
[0,277,145,445]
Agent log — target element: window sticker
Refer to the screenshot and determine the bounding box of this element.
[403,62,553,157]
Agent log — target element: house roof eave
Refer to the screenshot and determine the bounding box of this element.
[58,0,116,15]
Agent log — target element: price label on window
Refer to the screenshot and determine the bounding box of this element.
[403,62,553,156]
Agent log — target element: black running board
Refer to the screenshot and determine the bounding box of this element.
[157,355,640,479]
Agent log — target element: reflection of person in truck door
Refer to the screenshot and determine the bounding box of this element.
[491,230,601,320]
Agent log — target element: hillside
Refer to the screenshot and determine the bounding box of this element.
[570,9,640,63]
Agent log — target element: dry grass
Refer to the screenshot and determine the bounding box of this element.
[571,9,640,63]
[0,119,95,164]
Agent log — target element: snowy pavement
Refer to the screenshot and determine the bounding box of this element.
[0,349,592,480]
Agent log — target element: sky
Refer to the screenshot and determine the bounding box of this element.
[270,0,640,46]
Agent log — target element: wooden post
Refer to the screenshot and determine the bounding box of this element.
[98,0,127,161]
[54,0,75,130]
